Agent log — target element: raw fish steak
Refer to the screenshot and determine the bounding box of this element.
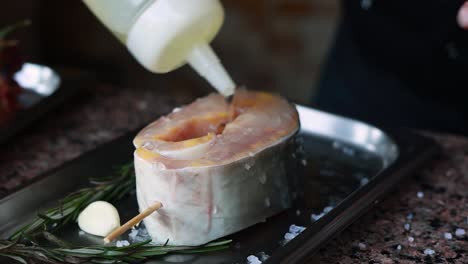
[133,89,299,245]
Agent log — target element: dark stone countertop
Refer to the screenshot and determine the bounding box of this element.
[0,84,466,263]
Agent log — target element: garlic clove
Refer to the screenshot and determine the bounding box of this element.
[77,201,120,237]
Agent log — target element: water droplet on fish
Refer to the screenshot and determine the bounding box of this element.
[264,197,271,207]
[152,162,166,170]
[259,173,267,184]
[142,141,155,150]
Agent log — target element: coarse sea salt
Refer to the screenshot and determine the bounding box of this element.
[417,191,424,199]
[247,255,262,264]
[396,245,402,251]
[358,242,366,250]
[444,232,453,240]
[289,224,306,234]
[310,205,334,222]
[424,248,435,256]
[407,213,414,220]
[116,240,130,248]
[360,177,369,186]
[129,228,139,241]
[323,206,334,214]
[404,223,411,231]
[258,252,270,261]
[408,236,414,243]
[311,213,324,222]
[455,228,466,237]
[283,224,306,243]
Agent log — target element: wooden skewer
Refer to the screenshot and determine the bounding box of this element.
[104,201,163,244]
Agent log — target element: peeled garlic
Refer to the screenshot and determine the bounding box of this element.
[77,201,120,237]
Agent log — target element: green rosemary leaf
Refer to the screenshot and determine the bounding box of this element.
[0,253,27,264]
[1,163,231,263]
[55,248,106,256]
[42,232,71,248]
[0,20,31,39]
[202,239,233,247]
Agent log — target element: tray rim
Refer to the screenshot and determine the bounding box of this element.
[0,105,439,264]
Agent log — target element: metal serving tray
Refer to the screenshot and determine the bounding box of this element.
[0,105,438,264]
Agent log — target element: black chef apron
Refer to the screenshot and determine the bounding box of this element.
[315,0,468,135]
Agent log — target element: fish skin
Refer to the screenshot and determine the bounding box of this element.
[134,89,299,246]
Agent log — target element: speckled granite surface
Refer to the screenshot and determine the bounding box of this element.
[0,85,466,263]
[317,134,468,263]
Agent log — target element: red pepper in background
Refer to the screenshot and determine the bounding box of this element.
[0,20,30,125]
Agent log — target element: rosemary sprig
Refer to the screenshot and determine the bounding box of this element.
[0,236,232,264]
[9,164,135,241]
[0,163,232,263]
[0,20,31,39]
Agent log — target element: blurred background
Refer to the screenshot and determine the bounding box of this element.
[0,0,339,104]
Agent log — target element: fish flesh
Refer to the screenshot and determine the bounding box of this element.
[133,89,299,246]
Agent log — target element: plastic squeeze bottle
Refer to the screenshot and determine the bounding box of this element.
[83,0,236,96]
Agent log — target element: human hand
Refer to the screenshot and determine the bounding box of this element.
[458,2,468,29]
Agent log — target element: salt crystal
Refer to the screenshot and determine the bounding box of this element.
[172,107,181,113]
[258,252,270,261]
[360,177,369,186]
[323,206,334,214]
[284,232,296,241]
[264,198,271,207]
[249,152,254,157]
[244,164,252,170]
[128,228,139,241]
[292,153,296,158]
[396,245,402,251]
[408,236,414,242]
[301,159,307,166]
[404,223,411,231]
[116,240,130,248]
[296,210,301,216]
[284,224,306,243]
[78,230,85,236]
[358,242,367,250]
[444,232,453,240]
[423,248,435,256]
[247,255,262,264]
[289,224,306,234]
[455,228,466,237]
[406,213,414,220]
[311,213,324,222]
[417,191,424,199]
